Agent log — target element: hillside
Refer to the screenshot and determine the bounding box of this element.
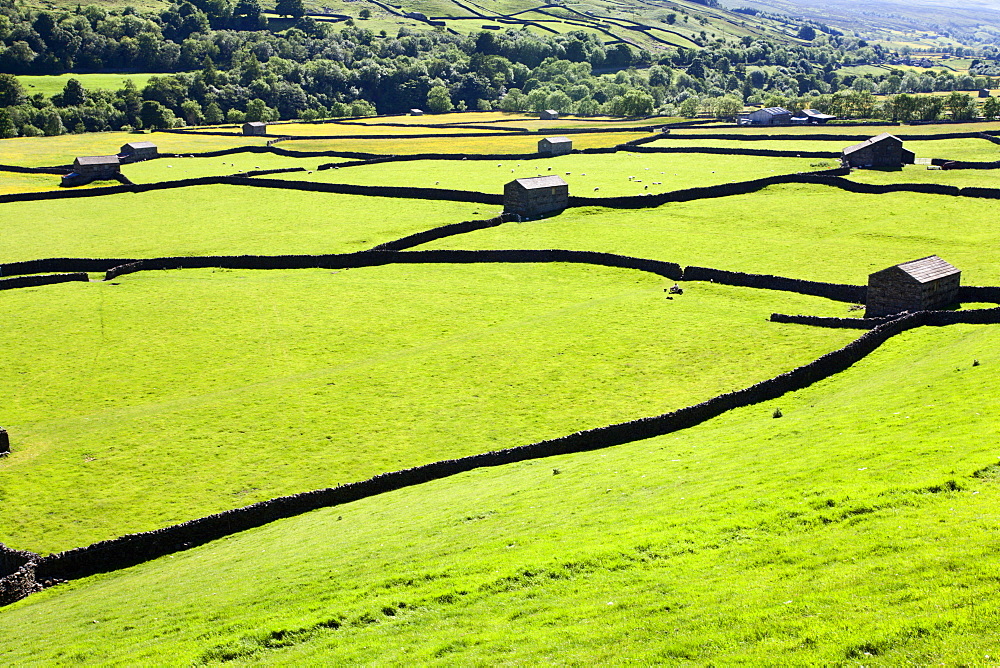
[0,318,998,663]
[4,114,1000,662]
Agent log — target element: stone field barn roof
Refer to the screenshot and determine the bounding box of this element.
[75,155,120,166]
[843,132,900,155]
[894,255,960,283]
[512,175,568,189]
[541,136,572,144]
[123,141,157,150]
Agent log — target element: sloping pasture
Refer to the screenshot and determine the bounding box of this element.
[280,130,650,154]
[0,186,482,263]
[0,131,269,168]
[0,264,855,551]
[0,322,996,664]
[277,152,823,197]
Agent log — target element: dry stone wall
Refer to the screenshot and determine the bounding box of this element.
[0,273,89,290]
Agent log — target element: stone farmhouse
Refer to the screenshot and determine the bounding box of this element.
[243,121,267,136]
[540,109,559,120]
[538,136,573,156]
[61,155,120,187]
[504,175,569,218]
[866,255,960,318]
[842,133,915,169]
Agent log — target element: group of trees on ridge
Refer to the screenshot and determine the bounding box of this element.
[1,0,999,137]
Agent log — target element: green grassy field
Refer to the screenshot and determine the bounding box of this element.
[0,265,855,552]
[276,130,649,154]
[0,186,481,262]
[120,153,337,183]
[419,184,1000,284]
[0,321,997,663]
[274,152,823,196]
[0,131,268,168]
[6,116,1000,662]
[16,73,163,98]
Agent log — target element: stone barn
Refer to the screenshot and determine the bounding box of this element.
[745,106,792,126]
[119,141,158,162]
[504,175,569,218]
[540,109,559,120]
[866,255,961,318]
[243,121,267,136]
[979,89,991,98]
[410,108,424,116]
[61,155,121,187]
[538,136,573,156]
[842,133,915,169]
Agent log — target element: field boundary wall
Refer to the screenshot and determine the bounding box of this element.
[102,250,684,281]
[683,266,866,303]
[0,273,89,290]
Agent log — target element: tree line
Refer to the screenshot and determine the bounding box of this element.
[1,0,998,137]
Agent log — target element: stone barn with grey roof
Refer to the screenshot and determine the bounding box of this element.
[504,175,569,218]
[61,155,121,187]
[843,133,915,169]
[539,109,559,120]
[119,141,158,162]
[242,121,267,136]
[538,136,573,156]
[866,255,960,318]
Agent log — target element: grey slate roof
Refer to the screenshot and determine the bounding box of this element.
[245,121,266,127]
[541,136,572,144]
[75,155,120,166]
[513,175,568,189]
[843,132,900,155]
[123,141,157,150]
[758,106,790,115]
[895,255,960,283]
[802,109,836,119]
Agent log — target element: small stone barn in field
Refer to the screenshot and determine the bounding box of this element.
[842,133,915,169]
[119,141,158,162]
[866,255,961,318]
[979,89,991,98]
[61,155,120,186]
[504,175,569,218]
[538,136,573,156]
[242,121,267,136]
[540,109,559,120]
[409,108,424,116]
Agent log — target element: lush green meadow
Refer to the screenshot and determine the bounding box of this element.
[0,131,267,168]
[277,152,822,196]
[0,322,997,663]
[0,265,854,551]
[420,184,1000,284]
[5,115,1000,662]
[281,130,649,154]
[16,73,163,98]
[0,186,481,262]
[120,153,335,183]
[848,163,1000,188]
